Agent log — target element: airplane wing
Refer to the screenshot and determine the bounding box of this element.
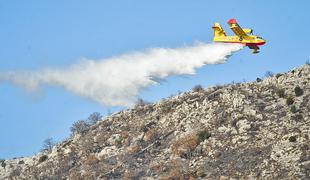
[227,19,248,38]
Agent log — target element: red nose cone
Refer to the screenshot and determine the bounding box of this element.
[228,18,237,24]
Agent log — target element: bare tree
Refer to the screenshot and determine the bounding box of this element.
[264,71,274,78]
[88,112,103,125]
[41,138,56,152]
[135,98,149,107]
[70,120,90,135]
[107,108,112,116]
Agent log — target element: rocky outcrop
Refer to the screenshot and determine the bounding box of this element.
[1,64,310,179]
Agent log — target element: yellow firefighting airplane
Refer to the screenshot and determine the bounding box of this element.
[213,19,266,54]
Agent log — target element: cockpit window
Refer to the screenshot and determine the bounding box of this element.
[257,36,263,39]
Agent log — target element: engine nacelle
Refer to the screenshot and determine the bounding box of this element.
[242,28,253,34]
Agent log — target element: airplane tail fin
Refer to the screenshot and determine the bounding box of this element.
[212,23,227,38]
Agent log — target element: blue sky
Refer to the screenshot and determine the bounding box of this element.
[0,0,309,159]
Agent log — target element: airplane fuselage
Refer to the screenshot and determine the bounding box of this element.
[213,35,266,46]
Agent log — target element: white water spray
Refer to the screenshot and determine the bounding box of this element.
[0,42,243,106]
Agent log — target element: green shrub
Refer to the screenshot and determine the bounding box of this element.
[196,167,206,177]
[115,137,123,148]
[286,96,294,106]
[289,136,297,142]
[197,130,211,143]
[276,89,285,98]
[256,78,262,82]
[18,160,24,164]
[275,73,283,79]
[192,85,204,92]
[295,114,303,121]
[294,86,304,97]
[39,155,48,163]
[0,159,6,168]
[290,105,297,113]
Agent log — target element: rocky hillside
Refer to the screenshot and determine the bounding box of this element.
[1,64,310,179]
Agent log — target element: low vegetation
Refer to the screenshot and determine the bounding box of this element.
[0,159,6,168]
[160,160,194,180]
[289,136,297,142]
[294,86,304,97]
[290,105,298,113]
[172,134,198,158]
[256,78,262,82]
[197,130,211,143]
[276,88,285,98]
[18,160,24,164]
[192,84,204,92]
[286,96,294,106]
[160,168,194,180]
[83,155,99,165]
[38,155,48,163]
[144,128,158,142]
[275,73,283,79]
